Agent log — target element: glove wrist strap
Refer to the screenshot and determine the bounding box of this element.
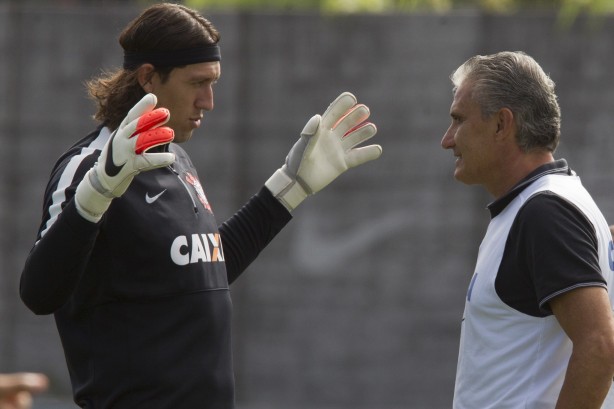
[74,169,114,223]
[265,168,308,212]
[89,168,115,198]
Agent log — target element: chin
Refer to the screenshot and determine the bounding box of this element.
[454,171,470,185]
[174,131,193,144]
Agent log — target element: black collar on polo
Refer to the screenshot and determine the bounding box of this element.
[123,44,221,70]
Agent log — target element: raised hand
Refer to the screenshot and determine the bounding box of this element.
[265,92,382,211]
[75,93,175,222]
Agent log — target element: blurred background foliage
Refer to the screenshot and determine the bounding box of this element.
[119,0,609,31]
[8,0,614,25]
[147,0,614,28]
[175,0,614,15]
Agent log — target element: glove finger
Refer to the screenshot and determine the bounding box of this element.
[118,107,169,149]
[300,115,321,137]
[134,127,175,154]
[341,122,377,151]
[134,152,176,172]
[286,115,320,176]
[119,93,158,130]
[320,92,357,130]
[133,108,170,137]
[333,104,370,136]
[345,144,383,169]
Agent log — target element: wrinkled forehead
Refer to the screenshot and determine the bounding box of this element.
[451,79,475,106]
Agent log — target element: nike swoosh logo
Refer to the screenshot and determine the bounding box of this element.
[145,189,167,204]
[105,131,124,177]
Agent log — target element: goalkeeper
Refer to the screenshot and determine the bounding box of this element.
[19,3,382,409]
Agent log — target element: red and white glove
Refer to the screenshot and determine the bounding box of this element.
[75,93,175,222]
[265,92,382,212]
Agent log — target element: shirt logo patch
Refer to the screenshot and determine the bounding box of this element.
[170,233,225,266]
[609,240,614,271]
[145,189,167,204]
[184,172,212,212]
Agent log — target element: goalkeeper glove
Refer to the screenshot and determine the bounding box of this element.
[75,93,175,222]
[265,92,382,212]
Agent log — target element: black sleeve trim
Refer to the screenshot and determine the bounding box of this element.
[539,282,608,310]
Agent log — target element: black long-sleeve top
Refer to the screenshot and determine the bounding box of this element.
[20,126,292,408]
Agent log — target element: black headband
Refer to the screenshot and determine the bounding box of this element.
[123,44,221,70]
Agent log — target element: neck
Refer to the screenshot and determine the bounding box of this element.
[488,150,554,199]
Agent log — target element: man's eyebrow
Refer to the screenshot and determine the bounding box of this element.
[188,74,219,82]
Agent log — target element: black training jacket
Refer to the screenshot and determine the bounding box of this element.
[20,125,292,409]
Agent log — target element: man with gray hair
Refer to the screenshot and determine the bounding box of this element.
[441,51,614,408]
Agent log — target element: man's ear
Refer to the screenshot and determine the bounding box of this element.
[495,107,515,140]
[136,64,156,93]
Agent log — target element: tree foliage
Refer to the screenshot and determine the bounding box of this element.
[180,0,614,15]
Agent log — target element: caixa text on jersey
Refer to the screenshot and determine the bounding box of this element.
[170,233,225,265]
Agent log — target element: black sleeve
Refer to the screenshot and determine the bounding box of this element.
[20,142,101,315]
[20,200,101,315]
[219,186,292,284]
[496,192,606,316]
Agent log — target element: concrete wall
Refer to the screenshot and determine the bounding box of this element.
[1,4,614,408]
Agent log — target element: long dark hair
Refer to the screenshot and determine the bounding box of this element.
[86,3,220,130]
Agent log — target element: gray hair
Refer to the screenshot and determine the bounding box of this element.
[451,51,561,152]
